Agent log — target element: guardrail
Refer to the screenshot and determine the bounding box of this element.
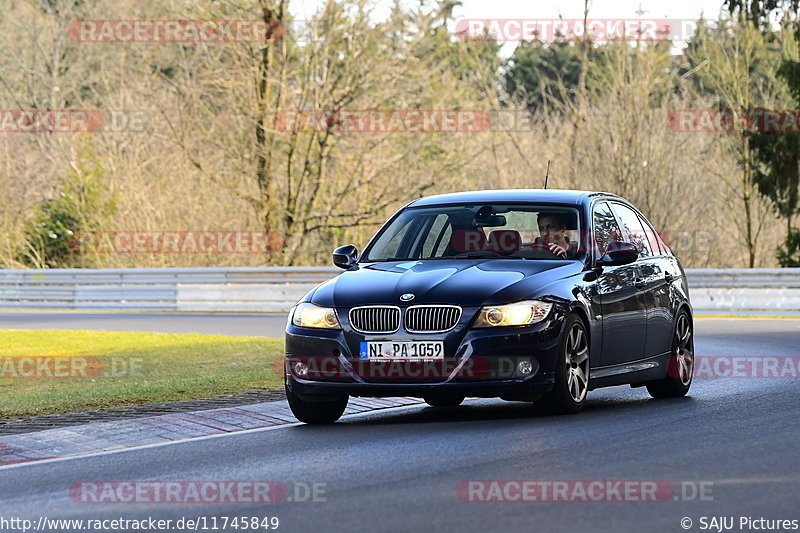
[687,269,800,311]
[0,267,798,312]
[0,267,339,312]
[685,268,800,288]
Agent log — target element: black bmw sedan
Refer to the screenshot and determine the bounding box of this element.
[284,189,694,423]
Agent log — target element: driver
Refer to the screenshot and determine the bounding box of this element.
[529,213,575,258]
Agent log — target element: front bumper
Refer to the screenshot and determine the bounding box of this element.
[286,374,555,399]
[283,305,566,400]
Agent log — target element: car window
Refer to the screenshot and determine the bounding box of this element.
[592,202,623,255]
[499,211,532,241]
[609,203,653,258]
[637,213,662,255]
[363,204,583,261]
[368,215,416,259]
[484,210,576,249]
[641,216,674,257]
[421,214,450,257]
[657,233,673,256]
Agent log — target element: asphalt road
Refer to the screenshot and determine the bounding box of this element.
[0,318,798,532]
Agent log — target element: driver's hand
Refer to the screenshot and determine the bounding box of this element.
[548,242,567,257]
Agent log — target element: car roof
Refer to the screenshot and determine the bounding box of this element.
[407,189,622,207]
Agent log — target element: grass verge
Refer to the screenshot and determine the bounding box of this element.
[0,329,284,418]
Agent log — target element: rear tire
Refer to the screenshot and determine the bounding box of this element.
[646,311,694,399]
[286,389,348,424]
[535,314,590,415]
[423,394,465,407]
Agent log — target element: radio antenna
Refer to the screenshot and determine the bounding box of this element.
[544,160,551,189]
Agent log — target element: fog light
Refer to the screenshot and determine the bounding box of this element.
[517,360,534,376]
[293,362,308,377]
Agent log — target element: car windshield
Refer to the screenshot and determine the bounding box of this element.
[363,204,584,261]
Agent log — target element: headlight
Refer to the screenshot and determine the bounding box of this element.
[291,302,341,329]
[473,300,553,328]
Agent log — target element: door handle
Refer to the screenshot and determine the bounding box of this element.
[634,278,646,289]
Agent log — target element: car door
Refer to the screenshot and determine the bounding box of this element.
[591,201,648,367]
[606,202,662,360]
[636,212,679,357]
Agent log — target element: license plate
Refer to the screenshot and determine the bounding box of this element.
[359,341,444,361]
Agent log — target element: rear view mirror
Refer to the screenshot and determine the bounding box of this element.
[474,205,507,227]
[597,241,638,267]
[332,245,359,269]
[476,214,507,227]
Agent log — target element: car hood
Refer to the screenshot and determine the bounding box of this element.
[309,259,584,308]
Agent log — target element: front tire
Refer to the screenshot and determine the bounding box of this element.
[535,314,590,414]
[646,311,694,399]
[286,388,348,424]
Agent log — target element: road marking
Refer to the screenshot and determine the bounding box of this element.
[0,402,428,471]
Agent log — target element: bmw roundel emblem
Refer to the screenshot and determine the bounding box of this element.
[400,293,415,302]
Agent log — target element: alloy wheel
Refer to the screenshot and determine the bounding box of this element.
[565,323,590,403]
[674,313,694,386]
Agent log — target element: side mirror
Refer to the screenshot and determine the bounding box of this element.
[332,245,359,269]
[596,241,639,267]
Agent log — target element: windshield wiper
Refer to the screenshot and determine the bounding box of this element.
[449,252,518,259]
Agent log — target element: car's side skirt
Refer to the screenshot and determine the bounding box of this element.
[588,352,670,390]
